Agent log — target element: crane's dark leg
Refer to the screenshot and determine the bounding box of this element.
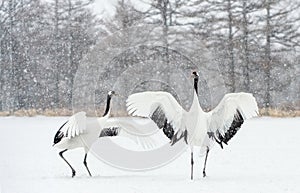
[203,147,209,177]
[83,153,92,177]
[59,149,76,177]
[191,147,194,180]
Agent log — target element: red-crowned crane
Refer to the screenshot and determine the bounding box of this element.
[126,72,259,179]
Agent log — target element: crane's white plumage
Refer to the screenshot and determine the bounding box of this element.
[53,111,108,177]
[127,91,185,134]
[53,91,117,177]
[103,117,161,149]
[53,111,109,150]
[127,88,206,180]
[55,114,159,150]
[208,92,258,137]
[126,71,259,179]
[127,91,206,146]
[53,91,162,177]
[60,112,87,139]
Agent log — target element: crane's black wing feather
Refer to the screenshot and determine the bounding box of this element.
[99,127,120,137]
[215,110,244,148]
[151,107,175,140]
[53,121,68,145]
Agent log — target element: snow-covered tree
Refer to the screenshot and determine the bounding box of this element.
[255,0,300,109]
[47,0,100,109]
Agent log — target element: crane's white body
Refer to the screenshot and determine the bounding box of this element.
[126,87,259,179]
[53,110,112,177]
[127,90,207,147]
[54,112,158,151]
[53,107,159,177]
[127,91,258,146]
[53,112,109,152]
[182,91,207,146]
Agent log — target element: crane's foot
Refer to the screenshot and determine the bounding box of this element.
[71,170,76,178]
[203,171,206,178]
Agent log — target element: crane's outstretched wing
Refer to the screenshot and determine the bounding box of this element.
[150,106,175,140]
[208,92,259,148]
[100,117,168,149]
[126,91,187,143]
[53,112,86,144]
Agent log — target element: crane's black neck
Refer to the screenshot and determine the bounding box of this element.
[194,77,199,95]
[103,95,112,117]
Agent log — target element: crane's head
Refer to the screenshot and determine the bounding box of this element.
[108,90,117,97]
[191,71,199,78]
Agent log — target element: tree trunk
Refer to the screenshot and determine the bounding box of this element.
[161,0,170,64]
[265,0,271,111]
[54,0,60,108]
[8,0,15,113]
[227,0,235,92]
[242,0,250,91]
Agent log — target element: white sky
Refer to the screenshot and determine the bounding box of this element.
[93,0,118,16]
[92,0,149,17]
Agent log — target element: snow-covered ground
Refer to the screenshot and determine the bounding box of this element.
[0,116,299,193]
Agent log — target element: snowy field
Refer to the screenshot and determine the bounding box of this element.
[0,116,300,193]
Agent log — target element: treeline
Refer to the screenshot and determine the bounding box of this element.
[0,0,300,115]
[0,0,100,112]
